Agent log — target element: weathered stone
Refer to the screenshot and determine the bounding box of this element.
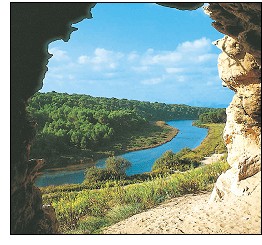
[157,3,204,10]
[210,34,261,201]
[38,205,59,234]
[210,170,261,203]
[206,3,261,65]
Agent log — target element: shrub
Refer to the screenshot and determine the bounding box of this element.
[85,167,124,182]
[152,149,200,172]
[44,160,230,234]
[84,156,132,183]
[75,216,108,234]
[105,156,131,175]
[85,167,109,182]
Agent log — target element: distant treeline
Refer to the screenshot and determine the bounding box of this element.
[196,108,226,124]
[27,91,225,161]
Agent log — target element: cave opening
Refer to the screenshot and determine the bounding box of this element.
[30,3,233,187]
[10,2,260,234]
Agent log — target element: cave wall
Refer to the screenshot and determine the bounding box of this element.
[204,3,261,201]
[11,2,95,234]
[11,2,261,234]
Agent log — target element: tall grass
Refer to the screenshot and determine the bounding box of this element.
[43,160,230,234]
[181,123,226,162]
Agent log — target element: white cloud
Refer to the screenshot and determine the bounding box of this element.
[78,55,88,64]
[47,73,64,80]
[49,47,69,61]
[165,67,185,74]
[176,75,186,83]
[77,48,124,71]
[196,53,217,62]
[104,72,116,78]
[68,75,75,80]
[45,37,219,100]
[131,66,149,72]
[139,37,213,67]
[141,51,182,65]
[146,48,154,54]
[127,51,139,62]
[141,76,165,85]
[177,37,211,53]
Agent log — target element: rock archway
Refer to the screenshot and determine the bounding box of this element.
[11,3,261,234]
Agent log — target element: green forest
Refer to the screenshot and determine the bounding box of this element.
[27,91,225,168]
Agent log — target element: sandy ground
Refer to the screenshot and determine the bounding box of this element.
[103,172,261,234]
[201,153,224,165]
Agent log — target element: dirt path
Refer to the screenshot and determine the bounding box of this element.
[103,172,261,234]
[201,153,224,165]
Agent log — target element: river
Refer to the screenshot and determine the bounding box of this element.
[35,120,208,187]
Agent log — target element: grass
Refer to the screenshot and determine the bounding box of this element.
[42,161,230,234]
[40,122,229,234]
[181,123,227,162]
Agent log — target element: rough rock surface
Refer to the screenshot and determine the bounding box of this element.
[210,34,261,201]
[206,3,261,65]
[11,3,95,234]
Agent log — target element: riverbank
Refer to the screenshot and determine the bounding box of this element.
[179,123,226,163]
[38,121,179,172]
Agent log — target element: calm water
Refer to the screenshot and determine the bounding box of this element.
[35,120,207,187]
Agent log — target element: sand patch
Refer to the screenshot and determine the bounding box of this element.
[103,172,261,234]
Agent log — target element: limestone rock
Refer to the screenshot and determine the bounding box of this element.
[206,3,261,65]
[156,3,204,10]
[210,34,261,201]
[210,171,261,203]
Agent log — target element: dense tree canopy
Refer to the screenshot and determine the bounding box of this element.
[197,109,226,124]
[27,92,225,163]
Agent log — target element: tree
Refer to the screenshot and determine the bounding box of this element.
[85,158,132,182]
[105,156,131,175]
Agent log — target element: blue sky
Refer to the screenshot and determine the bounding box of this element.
[41,3,234,108]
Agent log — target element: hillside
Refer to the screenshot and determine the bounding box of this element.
[27,92,223,169]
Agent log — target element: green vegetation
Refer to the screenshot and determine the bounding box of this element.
[85,156,131,182]
[39,123,227,195]
[40,122,229,234]
[27,92,223,169]
[152,123,226,174]
[42,161,230,234]
[152,148,200,172]
[195,108,226,124]
[30,92,229,234]
[105,156,131,175]
[184,123,227,161]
